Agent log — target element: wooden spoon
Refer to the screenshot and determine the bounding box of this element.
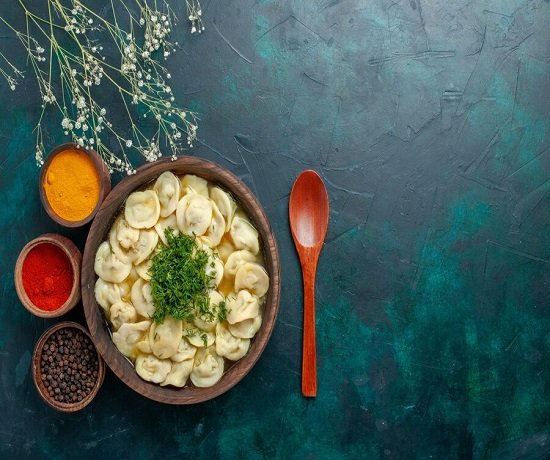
[289,170,330,397]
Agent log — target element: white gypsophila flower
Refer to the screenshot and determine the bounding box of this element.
[2,0,203,172]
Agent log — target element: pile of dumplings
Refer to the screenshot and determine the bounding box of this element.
[94,171,269,388]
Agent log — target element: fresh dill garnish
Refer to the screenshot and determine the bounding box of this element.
[150,228,215,323]
[183,328,197,338]
[217,300,229,322]
[183,328,209,347]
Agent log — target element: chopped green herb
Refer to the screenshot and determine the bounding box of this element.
[150,228,214,323]
[217,300,229,322]
[183,328,209,347]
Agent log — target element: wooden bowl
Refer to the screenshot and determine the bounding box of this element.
[14,233,82,318]
[82,156,281,404]
[39,143,111,228]
[32,321,105,412]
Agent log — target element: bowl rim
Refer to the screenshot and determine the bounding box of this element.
[81,156,281,404]
[39,142,111,228]
[32,321,106,412]
[14,233,81,318]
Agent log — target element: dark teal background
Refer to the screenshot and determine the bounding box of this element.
[1,0,549,458]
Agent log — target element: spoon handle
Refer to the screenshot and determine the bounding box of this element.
[301,252,318,397]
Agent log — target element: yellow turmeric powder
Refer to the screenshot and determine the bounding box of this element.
[43,149,100,222]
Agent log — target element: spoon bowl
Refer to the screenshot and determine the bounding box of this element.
[289,170,329,397]
[289,171,330,247]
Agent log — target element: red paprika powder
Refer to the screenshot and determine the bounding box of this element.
[21,243,73,311]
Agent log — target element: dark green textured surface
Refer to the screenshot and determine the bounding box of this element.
[1,0,549,458]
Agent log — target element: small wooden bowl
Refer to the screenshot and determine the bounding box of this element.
[82,156,281,404]
[32,321,105,412]
[14,233,82,318]
[39,143,111,228]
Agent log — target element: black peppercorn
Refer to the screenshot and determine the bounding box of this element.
[38,327,100,406]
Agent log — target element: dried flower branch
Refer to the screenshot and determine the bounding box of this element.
[186,0,204,34]
[0,0,203,174]
[0,51,24,90]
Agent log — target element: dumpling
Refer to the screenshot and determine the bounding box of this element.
[135,354,172,383]
[210,186,236,232]
[161,359,194,387]
[230,215,259,255]
[133,229,159,265]
[109,216,140,264]
[176,193,212,236]
[94,241,132,283]
[153,171,181,217]
[154,214,178,245]
[136,339,152,354]
[216,237,235,263]
[194,290,224,331]
[226,290,260,324]
[107,218,156,267]
[135,258,152,281]
[132,229,159,266]
[149,316,183,359]
[206,255,224,288]
[109,301,137,330]
[181,174,208,197]
[171,338,197,362]
[125,190,161,229]
[209,289,225,310]
[112,320,151,358]
[130,277,155,318]
[200,200,225,248]
[215,322,250,360]
[198,243,224,287]
[228,315,262,339]
[190,347,224,387]
[183,326,216,348]
[234,262,269,297]
[224,250,256,278]
[112,216,140,248]
[94,278,123,314]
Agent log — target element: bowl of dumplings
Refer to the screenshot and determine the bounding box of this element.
[82,156,280,404]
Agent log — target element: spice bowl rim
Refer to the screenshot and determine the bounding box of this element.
[14,233,82,318]
[39,142,111,228]
[81,155,281,405]
[32,321,106,412]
